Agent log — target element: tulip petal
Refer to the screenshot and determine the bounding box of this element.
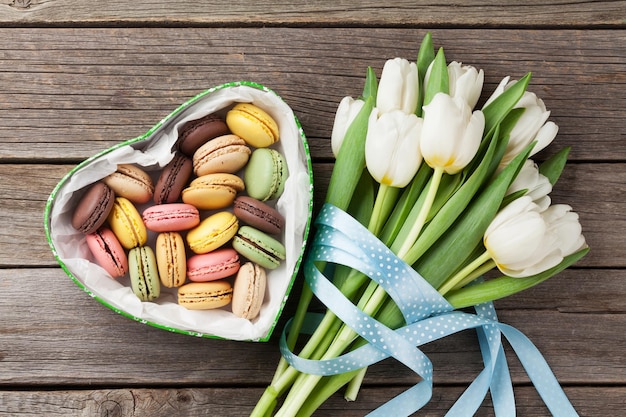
[531,121,559,156]
[377,58,419,114]
[365,110,422,187]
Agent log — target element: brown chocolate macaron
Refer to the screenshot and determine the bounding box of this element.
[154,153,193,204]
[71,182,115,234]
[233,196,285,235]
[177,113,230,157]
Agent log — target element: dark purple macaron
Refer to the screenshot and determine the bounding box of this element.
[177,113,230,157]
[71,182,115,234]
[233,196,285,235]
[154,153,193,204]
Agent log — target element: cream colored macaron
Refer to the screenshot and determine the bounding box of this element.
[103,164,154,204]
[192,134,251,176]
[232,262,266,320]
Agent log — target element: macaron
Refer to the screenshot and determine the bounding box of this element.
[128,246,161,301]
[187,248,240,282]
[107,197,148,249]
[226,103,280,148]
[232,225,286,270]
[182,173,245,210]
[142,203,200,232]
[103,164,154,204]
[155,232,187,288]
[71,182,115,234]
[86,227,128,278]
[178,281,233,310]
[232,262,266,320]
[153,153,193,204]
[193,134,251,176]
[244,148,288,201]
[177,113,230,157]
[186,211,239,254]
[233,196,285,235]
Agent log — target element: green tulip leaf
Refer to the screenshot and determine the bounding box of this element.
[423,47,449,107]
[482,73,531,136]
[347,168,376,226]
[416,32,435,116]
[326,95,375,211]
[539,146,571,186]
[361,66,378,102]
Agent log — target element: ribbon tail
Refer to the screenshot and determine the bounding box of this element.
[499,323,579,417]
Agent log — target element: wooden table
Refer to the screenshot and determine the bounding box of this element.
[1,2,625,416]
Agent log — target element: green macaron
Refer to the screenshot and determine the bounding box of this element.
[128,246,161,301]
[244,148,288,201]
[232,226,286,270]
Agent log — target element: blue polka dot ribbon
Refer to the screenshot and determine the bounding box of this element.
[280,203,579,416]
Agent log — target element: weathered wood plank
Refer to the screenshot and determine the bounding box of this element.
[1,0,625,26]
[0,386,621,416]
[0,162,624,268]
[0,268,624,386]
[0,28,624,161]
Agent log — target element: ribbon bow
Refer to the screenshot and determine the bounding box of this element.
[281,203,578,416]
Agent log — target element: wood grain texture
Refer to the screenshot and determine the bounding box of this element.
[1,267,624,388]
[1,0,625,26]
[0,4,624,415]
[1,386,624,416]
[0,28,624,162]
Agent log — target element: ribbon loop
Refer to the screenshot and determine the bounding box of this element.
[280,203,579,417]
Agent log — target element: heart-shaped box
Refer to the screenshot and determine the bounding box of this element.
[44,82,314,341]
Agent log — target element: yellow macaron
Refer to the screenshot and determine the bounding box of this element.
[186,211,239,254]
[155,232,187,288]
[181,173,245,210]
[226,103,280,148]
[178,281,233,310]
[107,197,148,249]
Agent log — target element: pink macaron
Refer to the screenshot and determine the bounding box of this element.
[86,227,128,278]
[187,248,241,282]
[142,203,200,232]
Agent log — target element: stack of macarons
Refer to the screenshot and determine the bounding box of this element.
[70,102,289,321]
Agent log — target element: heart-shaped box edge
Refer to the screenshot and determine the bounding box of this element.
[44,81,314,342]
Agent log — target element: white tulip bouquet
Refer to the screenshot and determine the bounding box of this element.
[251,33,588,417]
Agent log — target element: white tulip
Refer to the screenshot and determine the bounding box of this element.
[330,96,365,157]
[420,92,484,174]
[376,57,419,115]
[506,159,553,211]
[425,61,484,109]
[365,108,423,188]
[485,77,559,167]
[484,196,586,277]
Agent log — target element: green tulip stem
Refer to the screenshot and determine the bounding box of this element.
[274,284,389,417]
[438,251,492,296]
[452,259,496,291]
[269,284,314,385]
[344,367,367,401]
[369,183,392,236]
[397,166,444,259]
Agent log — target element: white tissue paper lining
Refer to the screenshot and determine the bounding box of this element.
[46,83,313,341]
